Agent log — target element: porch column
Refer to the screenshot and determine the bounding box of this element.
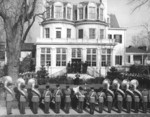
[82,48,86,62]
[67,48,72,63]
[97,48,101,76]
[51,48,56,67]
[36,46,41,72]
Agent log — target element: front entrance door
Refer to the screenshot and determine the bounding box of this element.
[72,59,81,63]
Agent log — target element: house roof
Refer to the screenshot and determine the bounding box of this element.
[21,43,35,51]
[126,46,147,53]
[109,14,120,28]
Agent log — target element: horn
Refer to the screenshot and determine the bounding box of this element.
[17,78,26,98]
[73,86,79,94]
[28,78,36,90]
[112,79,119,89]
[130,79,142,99]
[102,79,110,89]
[121,79,129,90]
[130,79,139,89]
[28,78,41,98]
[4,76,13,95]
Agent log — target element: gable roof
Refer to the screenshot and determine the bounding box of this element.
[109,14,120,28]
[126,46,147,53]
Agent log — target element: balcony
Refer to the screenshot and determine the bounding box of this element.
[36,38,116,46]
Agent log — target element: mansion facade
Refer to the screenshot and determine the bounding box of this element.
[35,0,126,77]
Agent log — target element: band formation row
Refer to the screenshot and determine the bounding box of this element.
[3,76,150,115]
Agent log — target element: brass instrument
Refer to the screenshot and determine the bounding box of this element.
[130,79,142,99]
[102,79,114,98]
[4,76,13,96]
[112,79,125,98]
[28,78,41,98]
[17,78,26,98]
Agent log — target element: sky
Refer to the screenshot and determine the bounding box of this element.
[28,0,150,46]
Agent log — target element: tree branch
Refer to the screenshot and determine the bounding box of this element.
[129,0,149,13]
[22,12,44,42]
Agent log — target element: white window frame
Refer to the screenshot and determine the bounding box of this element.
[40,48,51,67]
[45,28,50,38]
[56,48,67,66]
[56,28,62,39]
[54,5,63,19]
[66,7,72,20]
[88,6,96,20]
[89,28,96,39]
[101,49,111,66]
[87,48,97,67]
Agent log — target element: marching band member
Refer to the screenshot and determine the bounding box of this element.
[141,88,148,113]
[122,79,134,113]
[130,79,142,113]
[53,84,63,113]
[88,87,97,114]
[4,76,15,115]
[64,85,71,114]
[43,85,52,114]
[103,79,114,113]
[97,87,106,113]
[76,87,85,113]
[31,85,41,114]
[113,79,125,113]
[19,84,28,114]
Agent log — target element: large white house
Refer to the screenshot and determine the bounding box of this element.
[35,0,126,77]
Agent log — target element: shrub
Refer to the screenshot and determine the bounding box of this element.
[36,66,49,85]
[106,67,123,81]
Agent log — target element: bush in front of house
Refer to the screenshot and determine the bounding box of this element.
[106,67,123,81]
[129,65,150,75]
[36,66,49,85]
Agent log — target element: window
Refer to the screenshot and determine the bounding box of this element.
[101,49,111,66]
[78,29,83,39]
[40,48,51,66]
[45,28,50,38]
[72,48,82,58]
[56,28,61,38]
[89,7,95,19]
[89,28,95,39]
[67,28,71,38]
[55,6,62,18]
[56,48,66,66]
[67,7,71,19]
[46,7,50,18]
[87,48,97,66]
[108,34,112,39]
[115,55,122,65]
[114,34,122,43]
[100,29,104,39]
[100,8,103,21]
[79,7,83,20]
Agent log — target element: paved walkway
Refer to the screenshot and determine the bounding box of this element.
[0,107,150,117]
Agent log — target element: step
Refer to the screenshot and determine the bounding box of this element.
[67,74,94,80]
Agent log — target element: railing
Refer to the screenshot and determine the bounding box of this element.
[87,67,100,77]
[37,38,116,45]
[50,68,67,78]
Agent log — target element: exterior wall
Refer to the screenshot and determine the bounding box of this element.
[35,0,126,77]
[108,29,126,66]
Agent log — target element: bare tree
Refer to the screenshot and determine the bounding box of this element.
[128,0,150,13]
[0,0,45,81]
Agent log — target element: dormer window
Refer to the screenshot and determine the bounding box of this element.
[46,7,50,18]
[79,7,83,20]
[67,7,71,19]
[100,8,103,21]
[55,6,63,19]
[89,6,96,19]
